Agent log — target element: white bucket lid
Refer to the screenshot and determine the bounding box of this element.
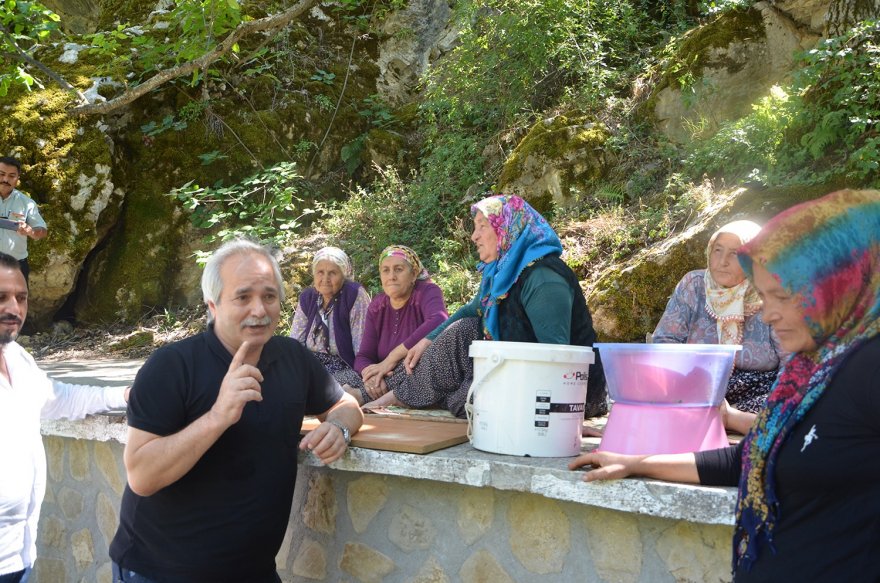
[468,340,595,364]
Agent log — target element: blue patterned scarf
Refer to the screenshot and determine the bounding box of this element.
[471,194,562,340]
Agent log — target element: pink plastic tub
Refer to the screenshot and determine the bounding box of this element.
[594,343,740,455]
[596,343,740,407]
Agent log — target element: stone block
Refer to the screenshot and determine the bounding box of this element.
[96,561,113,583]
[583,506,643,583]
[655,522,732,583]
[302,472,337,535]
[94,441,125,494]
[507,494,570,574]
[275,525,294,571]
[71,528,95,572]
[347,475,389,534]
[34,558,67,582]
[40,515,66,550]
[457,487,494,544]
[292,537,327,580]
[58,486,84,520]
[68,438,90,481]
[339,542,395,583]
[459,549,513,583]
[96,492,118,547]
[389,504,436,552]
[409,555,449,583]
[44,436,64,482]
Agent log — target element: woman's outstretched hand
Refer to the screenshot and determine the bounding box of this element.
[404,338,432,374]
[569,451,648,482]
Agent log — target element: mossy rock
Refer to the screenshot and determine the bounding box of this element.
[109,330,154,352]
[497,114,614,214]
[641,5,812,143]
[586,184,840,341]
[0,84,123,326]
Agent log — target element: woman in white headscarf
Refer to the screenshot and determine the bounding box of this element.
[652,221,785,412]
[289,246,371,387]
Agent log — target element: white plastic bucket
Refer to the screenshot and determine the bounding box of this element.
[467,340,595,457]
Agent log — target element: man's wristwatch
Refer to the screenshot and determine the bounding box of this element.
[327,419,351,445]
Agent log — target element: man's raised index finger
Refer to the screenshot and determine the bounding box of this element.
[229,341,250,371]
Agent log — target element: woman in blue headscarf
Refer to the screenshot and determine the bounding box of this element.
[365,193,606,418]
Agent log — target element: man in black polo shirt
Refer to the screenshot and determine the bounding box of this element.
[109,239,363,583]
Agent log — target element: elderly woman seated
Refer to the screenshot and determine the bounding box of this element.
[351,245,448,405]
[365,194,607,419]
[289,246,371,387]
[652,221,785,413]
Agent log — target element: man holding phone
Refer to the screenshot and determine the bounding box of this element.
[0,157,48,284]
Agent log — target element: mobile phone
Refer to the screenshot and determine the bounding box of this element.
[0,219,19,231]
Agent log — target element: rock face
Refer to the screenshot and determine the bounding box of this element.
[651,4,820,144]
[375,0,458,105]
[497,115,614,212]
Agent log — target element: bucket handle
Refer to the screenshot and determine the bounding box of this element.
[465,351,505,443]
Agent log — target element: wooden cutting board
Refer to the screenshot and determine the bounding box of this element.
[301,416,469,454]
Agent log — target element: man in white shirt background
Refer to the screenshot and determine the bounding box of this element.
[0,158,48,284]
[0,252,127,583]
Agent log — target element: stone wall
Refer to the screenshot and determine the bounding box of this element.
[287,468,733,582]
[36,417,736,582]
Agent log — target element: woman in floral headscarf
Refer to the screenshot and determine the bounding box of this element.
[290,246,371,387]
[653,220,786,412]
[351,245,448,404]
[571,189,880,581]
[366,194,606,418]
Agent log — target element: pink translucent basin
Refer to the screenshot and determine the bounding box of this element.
[594,343,739,454]
[595,343,740,407]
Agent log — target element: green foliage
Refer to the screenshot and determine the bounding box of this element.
[685,21,880,186]
[170,161,309,262]
[0,0,62,95]
[141,114,189,137]
[699,0,751,16]
[423,0,667,133]
[310,69,336,85]
[358,94,395,127]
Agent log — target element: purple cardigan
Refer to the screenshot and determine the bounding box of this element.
[354,279,448,373]
[297,281,363,367]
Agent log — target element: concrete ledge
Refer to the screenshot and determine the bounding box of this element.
[314,441,737,525]
[42,414,737,526]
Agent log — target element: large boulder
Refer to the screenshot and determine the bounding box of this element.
[650,3,819,144]
[586,182,845,341]
[497,115,614,213]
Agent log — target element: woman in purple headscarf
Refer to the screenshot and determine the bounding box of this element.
[351,245,448,404]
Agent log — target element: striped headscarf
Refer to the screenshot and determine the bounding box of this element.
[471,194,562,341]
[378,245,429,280]
[733,189,880,571]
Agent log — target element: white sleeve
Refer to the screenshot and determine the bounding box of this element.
[40,378,127,420]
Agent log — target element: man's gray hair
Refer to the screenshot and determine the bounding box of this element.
[201,239,286,310]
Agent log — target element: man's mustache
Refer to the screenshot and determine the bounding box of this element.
[240,316,271,328]
[0,314,22,325]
